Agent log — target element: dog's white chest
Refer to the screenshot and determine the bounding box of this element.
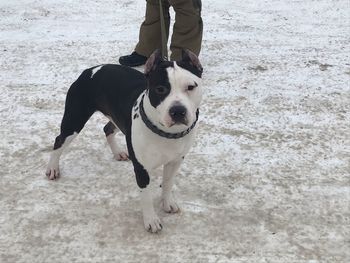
[131,116,196,170]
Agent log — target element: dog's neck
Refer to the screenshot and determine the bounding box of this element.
[140,93,199,139]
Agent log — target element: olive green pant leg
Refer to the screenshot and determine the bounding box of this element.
[169,0,203,61]
[135,0,171,57]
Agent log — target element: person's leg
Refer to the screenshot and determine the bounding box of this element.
[119,0,170,66]
[135,0,171,57]
[169,0,203,61]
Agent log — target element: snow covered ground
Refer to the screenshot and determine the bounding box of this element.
[0,0,349,262]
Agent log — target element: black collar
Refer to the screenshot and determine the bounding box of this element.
[139,95,199,139]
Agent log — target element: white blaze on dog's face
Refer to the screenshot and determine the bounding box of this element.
[145,49,203,130]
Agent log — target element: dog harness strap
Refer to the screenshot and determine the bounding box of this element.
[139,96,199,139]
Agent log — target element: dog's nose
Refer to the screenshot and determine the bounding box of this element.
[169,105,187,123]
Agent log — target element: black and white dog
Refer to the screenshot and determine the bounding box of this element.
[46,49,203,233]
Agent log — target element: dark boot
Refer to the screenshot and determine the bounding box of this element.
[119,51,148,67]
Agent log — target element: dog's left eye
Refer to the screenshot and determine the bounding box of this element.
[187,82,198,91]
[155,85,168,95]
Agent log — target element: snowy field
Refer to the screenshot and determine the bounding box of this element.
[1,0,349,262]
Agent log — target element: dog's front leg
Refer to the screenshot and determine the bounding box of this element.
[133,164,162,233]
[127,137,162,233]
[132,162,162,233]
[140,179,162,233]
[161,157,183,213]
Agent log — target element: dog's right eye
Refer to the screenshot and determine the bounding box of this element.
[187,82,198,91]
[155,86,168,95]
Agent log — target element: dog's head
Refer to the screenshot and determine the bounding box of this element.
[144,49,203,130]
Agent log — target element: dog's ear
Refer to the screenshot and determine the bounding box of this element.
[181,49,203,73]
[144,49,162,76]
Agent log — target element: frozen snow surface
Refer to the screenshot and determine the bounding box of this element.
[0,0,349,262]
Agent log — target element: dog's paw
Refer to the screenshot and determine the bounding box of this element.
[143,214,163,233]
[161,196,180,213]
[45,166,60,180]
[113,151,129,161]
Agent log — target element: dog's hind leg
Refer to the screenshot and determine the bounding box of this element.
[46,83,95,180]
[103,121,128,161]
[46,132,78,180]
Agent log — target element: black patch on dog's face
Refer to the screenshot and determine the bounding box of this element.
[147,61,174,108]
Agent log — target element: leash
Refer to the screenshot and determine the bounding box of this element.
[159,0,168,60]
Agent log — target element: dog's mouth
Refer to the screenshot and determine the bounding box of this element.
[160,118,189,128]
[171,118,189,127]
